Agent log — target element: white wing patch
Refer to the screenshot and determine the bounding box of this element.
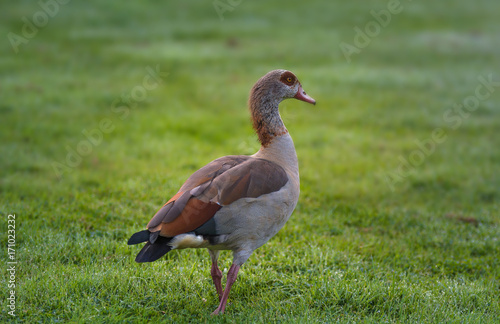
[169,234,207,250]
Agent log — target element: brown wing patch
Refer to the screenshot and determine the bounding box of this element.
[219,172,251,204]
[165,191,183,205]
[196,158,289,206]
[159,198,221,237]
[144,156,288,238]
[179,155,250,192]
[147,156,250,231]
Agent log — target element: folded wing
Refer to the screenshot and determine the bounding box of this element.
[147,155,289,237]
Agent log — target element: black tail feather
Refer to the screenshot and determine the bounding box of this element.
[127,230,150,245]
[134,236,173,263]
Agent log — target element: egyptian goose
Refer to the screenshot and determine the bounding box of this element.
[128,69,316,315]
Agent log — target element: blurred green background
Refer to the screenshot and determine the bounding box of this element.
[1,0,499,322]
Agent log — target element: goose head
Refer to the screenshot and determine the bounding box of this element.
[249,70,316,147]
[250,69,316,106]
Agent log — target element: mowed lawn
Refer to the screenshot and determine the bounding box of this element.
[1,0,499,322]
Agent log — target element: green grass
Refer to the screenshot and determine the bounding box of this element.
[1,0,499,322]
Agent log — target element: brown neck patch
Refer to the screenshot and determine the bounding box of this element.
[251,113,288,147]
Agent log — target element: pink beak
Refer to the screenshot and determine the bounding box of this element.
[294,85,316,105]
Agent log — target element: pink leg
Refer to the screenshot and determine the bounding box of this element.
[210,261,223,301]
[211,264,240,315]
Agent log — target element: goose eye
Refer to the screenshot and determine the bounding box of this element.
[280,72,296,85]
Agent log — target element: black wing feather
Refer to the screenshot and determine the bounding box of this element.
[135,236,173,263]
